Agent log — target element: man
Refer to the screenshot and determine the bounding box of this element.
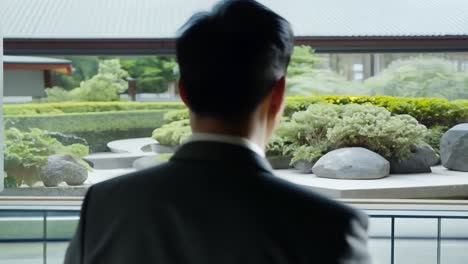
[65,0,372,263]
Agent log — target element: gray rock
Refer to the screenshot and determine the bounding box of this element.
[418,143,441,167]
[440,124,468,171]
[267,156,292,170]
[293,160,314,174]
[312,147,390,179]
[391,157,431,174]
[41,154,88,187]
[390,144,438,174]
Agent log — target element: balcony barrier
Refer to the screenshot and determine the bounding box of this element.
[1,199,468,264]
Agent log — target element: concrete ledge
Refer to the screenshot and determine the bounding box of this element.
[276,166,468,199]
[0,186,89,197]
[84,152,153,169]
[107,137,156,153]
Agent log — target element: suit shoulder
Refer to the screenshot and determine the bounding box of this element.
[88,162,175,201]
[261,172,367,224]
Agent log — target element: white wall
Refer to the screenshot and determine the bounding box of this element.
[4,70,45,97]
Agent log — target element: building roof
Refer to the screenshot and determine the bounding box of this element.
[2,0,468,39]
[4,56,71,64]
[4,56,72,73]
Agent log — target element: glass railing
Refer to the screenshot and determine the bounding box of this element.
[1,205,468,264]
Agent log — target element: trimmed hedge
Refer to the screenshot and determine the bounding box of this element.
[4,96,468,151]
[285,96,468,128]
[6,96,467,128]
[4,110,168,152]
[3,101,185,116]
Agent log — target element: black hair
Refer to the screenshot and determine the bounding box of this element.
[176,0,294,121]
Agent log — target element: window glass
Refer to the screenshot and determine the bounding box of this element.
[2,51,468,200]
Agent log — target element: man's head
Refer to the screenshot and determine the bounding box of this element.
[176,0,293,145]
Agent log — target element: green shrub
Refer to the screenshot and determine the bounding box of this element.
[280,104,340,163]
[7,96,466,129]
[5,110,169,152]
[44,87,74,102]
[163,109,189,124]
[327,104,428,161]
[425,125,449,154]
[284,95,468,128]
[280,103,428,164]
[44,60,129,102]
[4,128,89,187]
[4,102,185,116]
[152,120,191,146]
[265,134,288,157]
[66,74,122,101]
[290,144,328,164]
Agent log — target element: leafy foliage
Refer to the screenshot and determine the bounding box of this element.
[278,103,428,163]
[4,110,169,152]
[278,104,339,163]
[285,95,468,128]
[4,101,185,115]
[365,57,468,100]
[51,57,99,90]
[152,120,192,146]
[121,57,179,94]
[45,60,129,102]
[327,104,428,161]
[4,128,89,186]
[425,125,449,154]
[163,109,189,124]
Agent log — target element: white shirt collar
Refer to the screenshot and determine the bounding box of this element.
[185,132,265,158]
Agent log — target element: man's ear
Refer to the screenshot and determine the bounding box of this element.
[269,76,286,116]
[178,81,190,107]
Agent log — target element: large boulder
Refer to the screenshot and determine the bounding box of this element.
[312,147,390,179]
[440,124,468,171]
[41,154,88,187]
[390,143,439,174]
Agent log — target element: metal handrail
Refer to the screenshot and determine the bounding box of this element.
[1,209,468,264]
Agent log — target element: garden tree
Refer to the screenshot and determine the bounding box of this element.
[45,59,129,102]
[286,46,367,95]
[287,68,367,95]
[287,46,321,77]
[96,59,129,93]
[121,57,179,93]
[365,57,468,100]
[51,56,99,90]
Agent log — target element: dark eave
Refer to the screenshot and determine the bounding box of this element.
[4,63,73,73]
[4,36,468,55]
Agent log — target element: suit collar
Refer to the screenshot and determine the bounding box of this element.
[170,141,273,174]
[186,132,265,158]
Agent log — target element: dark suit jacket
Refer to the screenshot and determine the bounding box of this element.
[65,141,372,264]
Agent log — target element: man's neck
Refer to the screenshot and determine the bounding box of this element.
[190,116,268,151]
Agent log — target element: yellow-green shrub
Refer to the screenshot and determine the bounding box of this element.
[3,101,185,115]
